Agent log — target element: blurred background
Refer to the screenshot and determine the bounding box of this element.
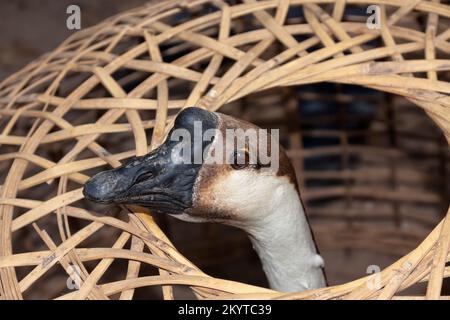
[0,0,449,299]
[0,1,148,80]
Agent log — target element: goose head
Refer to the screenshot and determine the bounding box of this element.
[83,107,295,226]
[83,107,326,292]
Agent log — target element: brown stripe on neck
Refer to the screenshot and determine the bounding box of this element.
[277,146,300,192]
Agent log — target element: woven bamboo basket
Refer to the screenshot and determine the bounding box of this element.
[0,0,449,300]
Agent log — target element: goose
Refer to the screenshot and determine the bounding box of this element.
[83,107,327,292]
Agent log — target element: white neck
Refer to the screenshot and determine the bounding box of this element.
[232,178,326,292]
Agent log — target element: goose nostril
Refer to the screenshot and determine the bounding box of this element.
[135,171,154,184]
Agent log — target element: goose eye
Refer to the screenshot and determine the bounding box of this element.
[231,150,250,170]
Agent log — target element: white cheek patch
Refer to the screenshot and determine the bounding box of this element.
[211,170,297,221]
